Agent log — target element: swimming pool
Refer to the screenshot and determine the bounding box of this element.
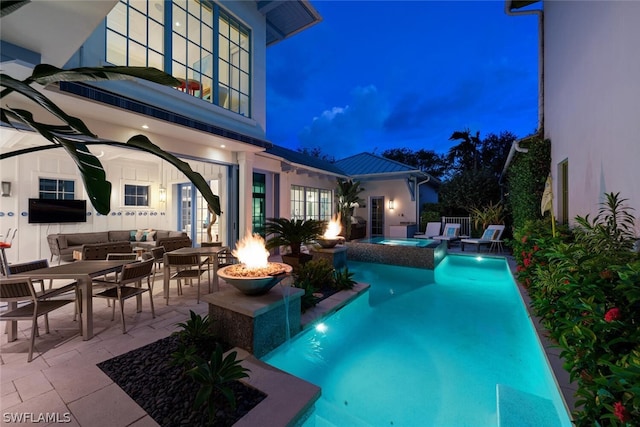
[262,255,571,426]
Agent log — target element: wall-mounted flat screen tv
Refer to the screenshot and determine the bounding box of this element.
[28,198,87,224]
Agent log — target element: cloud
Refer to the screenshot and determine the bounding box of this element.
[297,85,389,156]
[383,59,536,141]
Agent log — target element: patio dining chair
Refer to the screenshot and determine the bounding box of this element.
[7,259,53,294]
[149,246,166,285]
[0,277,80,362]
[92,258,155,334]
[164,253,209,305]
[6,259,80,334]
[217,247,239,268]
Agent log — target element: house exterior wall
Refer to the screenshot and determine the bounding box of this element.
[65,0,268,139]
[359,178,419,236]
[544,1,640,226]
[0,145,173,263]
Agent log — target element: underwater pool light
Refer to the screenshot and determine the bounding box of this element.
[315,323,328,333]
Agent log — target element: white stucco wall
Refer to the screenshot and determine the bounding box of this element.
[544,1,640,229]
[359,179,418,236]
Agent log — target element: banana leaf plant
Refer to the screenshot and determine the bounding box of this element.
[0,64,221,215]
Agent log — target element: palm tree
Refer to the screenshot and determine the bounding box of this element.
[264,218,325,256]
[447,129,481,173]
[335,179,365,240]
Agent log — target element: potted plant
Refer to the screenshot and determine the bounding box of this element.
[264,217,325,268]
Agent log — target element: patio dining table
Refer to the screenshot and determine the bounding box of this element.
[12,260,134,341]
[163,245,228,302]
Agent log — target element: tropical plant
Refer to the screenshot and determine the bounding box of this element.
[294,258,335,290]
[513,192,640,425]
[469,201,505,235]
[170,341,200,372]
[264,217,325,256]
[447,129,481,173]
[175,310,215,344]
[335,179,365,240]
[297,279,321,312]
[186,344,251,422]
[333,267,357,291]
[573,192,637,254]
[0,64,221,215]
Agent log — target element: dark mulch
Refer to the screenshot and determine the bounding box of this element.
[97,334,266,427]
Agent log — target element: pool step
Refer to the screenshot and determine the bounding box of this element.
[310,398,371,427]
[496,384,561,427]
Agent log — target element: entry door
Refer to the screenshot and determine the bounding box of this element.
[370,196,385,237]
[177,181,220,245]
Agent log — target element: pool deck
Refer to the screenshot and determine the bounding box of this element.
[0,250,577,426]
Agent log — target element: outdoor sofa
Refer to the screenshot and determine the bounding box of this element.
[47,229,189,263]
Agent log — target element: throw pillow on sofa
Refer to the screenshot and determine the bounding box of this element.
[133,229,156,242]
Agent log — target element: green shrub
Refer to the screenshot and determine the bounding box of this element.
[174,310,216,353]
[333,267,357,291]
[514,192,640,425]
[294,258,335,290]
[505,136,550,229]
[186,344,250,422]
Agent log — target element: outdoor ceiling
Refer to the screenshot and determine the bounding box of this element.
[258,0,322,46]
[0,0,118,67]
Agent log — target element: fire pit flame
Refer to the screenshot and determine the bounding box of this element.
[232,233,269,270]
[316,215,344,248]
[323,215,342,239]
[220,233,292,294]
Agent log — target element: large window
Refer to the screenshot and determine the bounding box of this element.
[39,179,75,199]
[106,0,165,70]
[106,0,251,116]
[291,185,332,221]
[252,173,266,236]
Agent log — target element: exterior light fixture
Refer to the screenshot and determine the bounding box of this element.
[158,185,167,203]
[388,199,394,210]
[1,181,11,197]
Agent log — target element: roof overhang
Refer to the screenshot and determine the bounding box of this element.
[258,0,322,46]
[348,170,431,182]
[0,0,118,67]
[506,0,541,12]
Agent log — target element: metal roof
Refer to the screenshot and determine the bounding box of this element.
[258,0,323,46]
[334,152,423,176]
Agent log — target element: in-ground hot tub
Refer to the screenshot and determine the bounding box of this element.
[346,237,447,269]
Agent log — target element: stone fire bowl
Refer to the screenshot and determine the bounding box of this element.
[316,237,344,248]
[218,262,293,295]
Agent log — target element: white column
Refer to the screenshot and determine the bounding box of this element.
[237,151,254,238]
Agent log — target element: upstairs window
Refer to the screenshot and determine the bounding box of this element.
[106,0,251,117]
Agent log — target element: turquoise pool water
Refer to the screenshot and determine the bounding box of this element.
[262,255,571,426]
[359,237,435,247]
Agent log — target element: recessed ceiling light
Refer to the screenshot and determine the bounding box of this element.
[175,21,181,27]
[220,144,226,148]
[142,124,149,129]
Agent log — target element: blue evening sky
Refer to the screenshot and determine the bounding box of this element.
[265,0,539,159]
